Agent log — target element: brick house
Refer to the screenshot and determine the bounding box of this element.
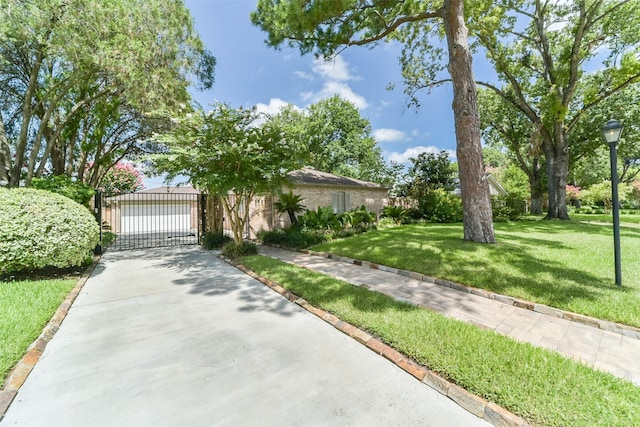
[237,168,389,238]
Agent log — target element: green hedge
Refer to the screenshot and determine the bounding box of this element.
[0,188,100,275]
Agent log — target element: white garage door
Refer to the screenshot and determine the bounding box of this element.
[121,202,192,234]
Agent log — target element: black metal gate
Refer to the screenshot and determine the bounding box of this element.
[94,188,205,252]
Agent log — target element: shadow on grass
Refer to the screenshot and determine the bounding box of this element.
[312,222,639,317]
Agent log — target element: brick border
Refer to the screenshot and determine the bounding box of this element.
[225,256,531,427]
[297,248,640,340]
[0,257,101,420]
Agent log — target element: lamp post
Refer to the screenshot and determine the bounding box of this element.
[602,119,623,286]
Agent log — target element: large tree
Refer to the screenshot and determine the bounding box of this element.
[478,88,546,214]
[0,0,215,188]
[151,104,302,245]
[470,0,640,219]
[252,0,496,243]
[271,96,400,186]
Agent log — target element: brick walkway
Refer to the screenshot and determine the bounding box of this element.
[259,246,640,387]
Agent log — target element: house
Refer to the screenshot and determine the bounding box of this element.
[102,186,199,235]
[452,174,508,197]
[239,168,389,238]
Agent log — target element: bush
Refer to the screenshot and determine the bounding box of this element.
[0,188,100,275]
[31,175,95,207]
[418,188,463,223]
[382,205,409,224]
[221,241,258,258]
[491,195,522,222]
[258,227,329,249]
[202,231,232,250]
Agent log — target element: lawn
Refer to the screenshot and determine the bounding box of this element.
[241,255,640,427]
[0,279,76,382]
[311,219,640,328]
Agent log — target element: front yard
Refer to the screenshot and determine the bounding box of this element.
[311,218,640,328]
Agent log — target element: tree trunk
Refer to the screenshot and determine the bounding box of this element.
[529,158,544,215]
[442,0,495,243]
[0,118,11,186]
[544,125,570,220]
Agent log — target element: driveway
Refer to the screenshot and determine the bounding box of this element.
[1,246,488,426]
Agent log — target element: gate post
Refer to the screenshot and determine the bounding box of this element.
[200,193,207,244]
[93,191,103,255]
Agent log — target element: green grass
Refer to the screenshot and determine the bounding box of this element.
[0,279,76,382]
[241,255,640,427]
[310,220,640,328]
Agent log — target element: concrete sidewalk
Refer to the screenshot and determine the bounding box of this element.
[1,246,488,427]
[259,246,640,387]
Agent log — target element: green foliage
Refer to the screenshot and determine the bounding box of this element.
[405,150,457,193]
[273,191,306,224]
[581,181,633,210]
[1,278,76,381]
[202,231,232,250]
[381,205,409,225]
[0,188,100,275]
[221,241,258,259]
[339,205,376,231]
[417,188,463,223]
[258,228,329,250]
[1,0,215,187]
[30,175,95,207]
[299,206,341,231]
[491,196,520,222]
[151,103,301,244]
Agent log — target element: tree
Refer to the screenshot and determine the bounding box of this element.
[252,0,496,243]
[0,0,215,188]
[406,151,457,192]
[270,96,400,186]
[274,191,306,225]
[151,104,302,245]
[478,88,546,214]
[470,0,640,220]
[95,162,144,196]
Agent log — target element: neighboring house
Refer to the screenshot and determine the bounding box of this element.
[237,168,389,238]
[103,186,199,235]
[452,174,508,198]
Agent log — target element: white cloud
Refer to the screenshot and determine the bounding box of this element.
[373,128,406,143]
[300,55,369,110]
[293,70,313,82]
[312,55,354,82]
[255,98,291,116]
[387,146,456,164]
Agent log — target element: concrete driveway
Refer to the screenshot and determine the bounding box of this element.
[1,246,488,427]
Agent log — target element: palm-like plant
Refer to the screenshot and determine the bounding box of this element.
[274,191,306,224]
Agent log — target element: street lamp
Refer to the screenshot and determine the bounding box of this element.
[602,119,623,286]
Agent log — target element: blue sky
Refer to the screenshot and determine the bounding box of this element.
[148,0,496,188]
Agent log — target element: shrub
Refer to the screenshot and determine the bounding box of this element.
[491,195,522,222]
[0,188,100,275]
[299,206,341,231]
[202,231,232,250]
[258,227,329,249]
[221,241,258,258]
[418,188,463,223]
[340,205,376,230]
[382,205,409,224]
[31,175,95,207]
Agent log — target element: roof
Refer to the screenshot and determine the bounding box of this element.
[138,186,198,194]
[287,168,387,190]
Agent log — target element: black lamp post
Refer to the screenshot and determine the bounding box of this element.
[602,119,623,286]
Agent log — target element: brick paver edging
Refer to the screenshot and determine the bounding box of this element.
[0,257,101,420]
[299,248,640,340]
[224,256,531,427]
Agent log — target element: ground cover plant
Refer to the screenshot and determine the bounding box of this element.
[240,255,640,427]
[0,279,76,382]
[311,219,640,328]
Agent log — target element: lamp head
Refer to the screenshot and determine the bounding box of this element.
[602,119,623,144]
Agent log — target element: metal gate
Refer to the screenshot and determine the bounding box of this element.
[94,188,206,252]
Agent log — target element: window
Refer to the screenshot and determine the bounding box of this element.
[331,191,350,214]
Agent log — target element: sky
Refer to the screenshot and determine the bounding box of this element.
[147,0,497,188]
